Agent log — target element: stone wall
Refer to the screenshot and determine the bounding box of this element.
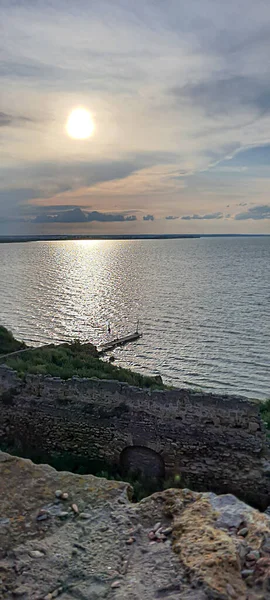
[0,364,269,508]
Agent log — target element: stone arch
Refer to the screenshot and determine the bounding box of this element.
[120,445,165,478]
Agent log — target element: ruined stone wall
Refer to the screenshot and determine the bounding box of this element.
[0,364,269,508]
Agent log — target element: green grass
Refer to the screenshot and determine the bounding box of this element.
[0,325,26,355]
[1,328,166,390]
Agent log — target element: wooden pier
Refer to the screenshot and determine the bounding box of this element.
[98,331,142,354]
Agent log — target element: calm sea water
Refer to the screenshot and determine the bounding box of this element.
[0,237,269,399]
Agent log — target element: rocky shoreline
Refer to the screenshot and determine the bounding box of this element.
[1,451,270,600]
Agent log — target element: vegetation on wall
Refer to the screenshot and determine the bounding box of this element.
[259,399,270,434]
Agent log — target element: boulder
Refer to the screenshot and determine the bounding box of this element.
[1,451,270,599]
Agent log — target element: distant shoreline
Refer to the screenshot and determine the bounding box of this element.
[0,233,269,243]
[0,234,200,243]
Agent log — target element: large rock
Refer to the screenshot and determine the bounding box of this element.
[0,451,270,599]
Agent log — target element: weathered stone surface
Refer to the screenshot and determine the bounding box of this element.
[0,365,269,508]
[1,452,270,599]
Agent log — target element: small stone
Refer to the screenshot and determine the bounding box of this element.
[245,576,254,587]
[79,512,91,519]
[226,583,237,598]
[156,533,166,541]
[238,528,249,537]
[36,513,49,522]
[242,569,254,578]
[126,537,135,545]
[29,550,44,558]
[257,556,270,567]
[71,503,79,514]
[153,522,161,533]
[237,544,248,562]
[58,511,69,519]
[13,586,29,596]
[261,539,270,553]
[44,594,53,600]
[162,527,173,536]
[73,542,87,552]
[111,581,121,589]
[118,497,126,504]
[55,490,63,498]
[246,551,260,561]
[61,492,69,500]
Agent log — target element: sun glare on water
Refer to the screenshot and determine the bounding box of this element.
[66,107,94,139]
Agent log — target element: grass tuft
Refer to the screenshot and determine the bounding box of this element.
[1,327,166,390]
[0,325,26,355]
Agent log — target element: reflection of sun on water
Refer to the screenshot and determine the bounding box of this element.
[66,107,94,139]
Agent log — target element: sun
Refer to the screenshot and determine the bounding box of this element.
[66,107,94,139]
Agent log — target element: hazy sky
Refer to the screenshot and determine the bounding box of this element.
[1,0,270,233]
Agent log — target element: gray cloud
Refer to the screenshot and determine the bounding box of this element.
[0,189,41,218]
[125,215,137,221]
[0,111,32,127]
[143,214,154,221]
[34,208,137,223]
[0,151,179,208]
[182,212,224,220]
[234,205,270,220]
[171,76,270,117]
[0,112,12,126]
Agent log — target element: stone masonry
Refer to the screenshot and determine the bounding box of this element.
[0,365,269,508]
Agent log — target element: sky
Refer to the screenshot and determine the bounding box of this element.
[1,0,270,234]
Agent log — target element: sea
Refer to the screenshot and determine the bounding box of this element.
[0,236,269,399]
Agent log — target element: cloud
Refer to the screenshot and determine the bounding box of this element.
[0,188,41,217]
[34,208,137,223]
[171,76,270,118]
[165,215,179,220]
[181,212,224,220]
[2,0,270,233]
[125,215,137,221]
[0,111,32,127]
[0,153,181,214]
[234,205,270,220]
[0,112,12,127]
[143,214,154,221]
